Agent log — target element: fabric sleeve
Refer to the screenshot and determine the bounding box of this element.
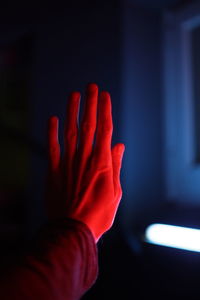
[0,218,98,300]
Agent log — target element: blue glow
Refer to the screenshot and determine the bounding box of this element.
[145,223,200,253]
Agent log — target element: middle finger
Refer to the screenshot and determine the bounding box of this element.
[77,83,98,168]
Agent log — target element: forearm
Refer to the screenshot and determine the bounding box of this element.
[0,218,98,300]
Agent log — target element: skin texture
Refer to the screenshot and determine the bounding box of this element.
[46,83,125,243]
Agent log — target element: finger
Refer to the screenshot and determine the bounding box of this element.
[64,91,81,198]
[48,116,60,172]
[111,143,125,199]
[76,83,98,179]
[94,91,113,167]
[64,91,80,161]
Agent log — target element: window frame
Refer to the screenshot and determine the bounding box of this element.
[163,2,200,204]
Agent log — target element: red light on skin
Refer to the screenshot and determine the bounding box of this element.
[46,84,125,243]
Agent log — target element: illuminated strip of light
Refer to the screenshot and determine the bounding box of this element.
[145,223,200,253]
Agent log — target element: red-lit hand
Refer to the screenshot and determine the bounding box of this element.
[46,84,125,243]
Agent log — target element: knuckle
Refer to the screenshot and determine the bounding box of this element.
[82,122,94,134]
[115,188,122,201]
[92,151,112,169]
[65,130,77,140]
[50,146,59,156]
[100,123,113,134]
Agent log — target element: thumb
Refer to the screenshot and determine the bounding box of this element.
[111,143,125,199]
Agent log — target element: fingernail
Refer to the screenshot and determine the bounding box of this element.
[100,91,110,98]
[87,83,98,93]
[50,116,58,126]
[70,91,81,101]
[118,144,125,154]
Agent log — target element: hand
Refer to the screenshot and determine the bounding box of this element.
[46,83,125,242]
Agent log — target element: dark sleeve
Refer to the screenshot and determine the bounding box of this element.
[0,218,98,300]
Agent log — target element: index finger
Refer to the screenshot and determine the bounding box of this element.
[94,91,113,166]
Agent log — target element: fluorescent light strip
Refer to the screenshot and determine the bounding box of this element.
[145,223,200,253]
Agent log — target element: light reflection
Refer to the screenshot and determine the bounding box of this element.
[145,223,200,252]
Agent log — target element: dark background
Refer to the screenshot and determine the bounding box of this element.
[0,0,200,299]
